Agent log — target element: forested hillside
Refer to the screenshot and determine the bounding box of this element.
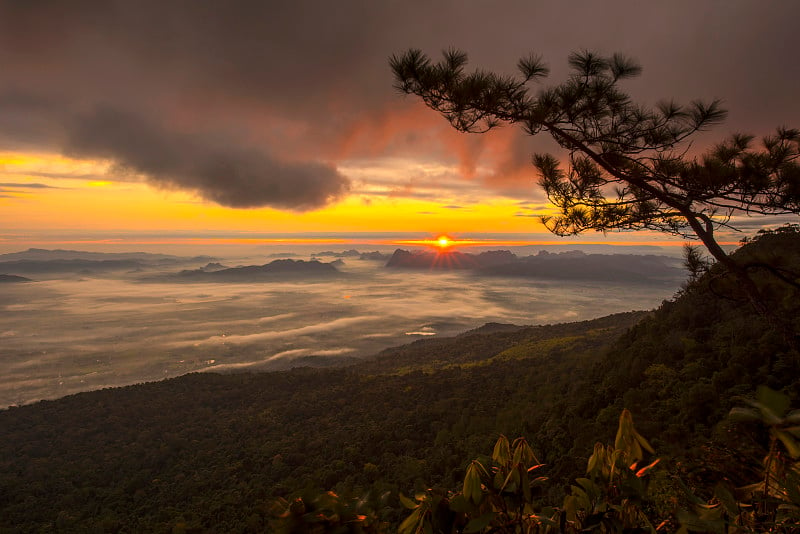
[0,313,642,532]
[1,227,798,533]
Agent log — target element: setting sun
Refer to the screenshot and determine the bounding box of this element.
[395,234,483,252]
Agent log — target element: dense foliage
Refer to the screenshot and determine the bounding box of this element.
[279,392,800,533]
[0,314,643,532]
[1,227,798,532]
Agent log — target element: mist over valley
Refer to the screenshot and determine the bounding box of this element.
[0,244,687,407]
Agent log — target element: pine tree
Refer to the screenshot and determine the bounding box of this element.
[391,48,800,317]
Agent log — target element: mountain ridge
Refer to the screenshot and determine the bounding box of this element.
[385,247,684,282]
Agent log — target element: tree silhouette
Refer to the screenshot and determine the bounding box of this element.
[390,48,800,316]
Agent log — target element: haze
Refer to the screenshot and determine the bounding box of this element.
[0,243,685,407]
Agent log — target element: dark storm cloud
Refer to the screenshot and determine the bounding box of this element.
[0,0,798,205]
[63,107,348,209]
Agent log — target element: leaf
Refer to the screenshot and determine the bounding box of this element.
[587,445,601,474]
[522,468,531,502]
[776,429,800,458]
[757,385,790,418]
[512,437,537,466]
[399,493,419,510]
[634,429,655,454]
[517,54,549,80]
[492,435,511,465]
[464,462,484,504]
[464,511,495,533]
[615,409,637,453]
[743,399,783,425]
[512,441,524,466]
[501,468,519,492]
[571,485,588,502]
[492,469,504,490]
[635,458,661,477]
[576,477,596,492]
[398,508,422,534]
[563,495,578,522]
[728,406,761,423]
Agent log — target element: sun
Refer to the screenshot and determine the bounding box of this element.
[393,234,481,251]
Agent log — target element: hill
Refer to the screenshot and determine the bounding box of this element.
[159,258,340,282]
[0,249,218,277]
[0,258,146,275]
[0,226,798,531]
[0,248,212,263]
[385,248,684,283]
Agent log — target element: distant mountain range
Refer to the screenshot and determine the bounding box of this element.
[0,258,148,275]
[386,249,515,270]
[312,249,391,261]
[0,248,217,276]
[385,248,685,282]
[167,258,340,281]
[0,247,685,283]
[0,248,214,263]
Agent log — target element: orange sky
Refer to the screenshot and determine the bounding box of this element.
[2,3,797,252]
[0,151,555,235]
[0,151,765,254]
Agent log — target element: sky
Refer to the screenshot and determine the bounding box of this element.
[1,1,798,251]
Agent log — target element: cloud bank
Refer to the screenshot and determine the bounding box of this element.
[64,107,349,210]
[1,1,798,207]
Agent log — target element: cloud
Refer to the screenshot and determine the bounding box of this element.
[0,182,62,189]
[63,107,348,210]
[515,202,551,209]
[200,347,355,372]
[2,170,126,182]
[0,92,350,210]
[722,215,799,232]
[173,315,375,347]
[0,1,798,208]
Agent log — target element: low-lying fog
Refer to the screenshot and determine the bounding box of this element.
[0,245,687,407]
